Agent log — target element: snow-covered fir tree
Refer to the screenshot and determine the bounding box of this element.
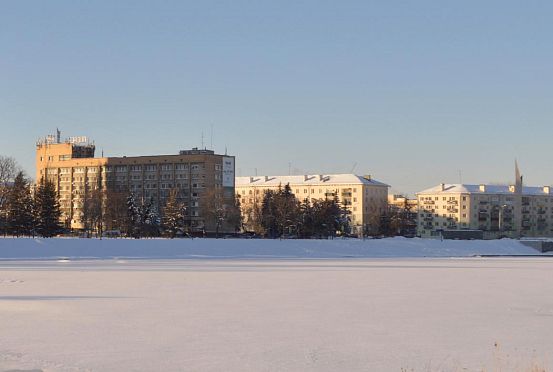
[34,179,62,238]
[162,188,186,238]
[7,172,34,237]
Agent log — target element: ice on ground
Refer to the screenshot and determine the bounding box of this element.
[0,237,549,260]
[0,258,552,371]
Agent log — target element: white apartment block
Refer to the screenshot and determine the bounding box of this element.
[236,174,389,235]
[417,171,553,238]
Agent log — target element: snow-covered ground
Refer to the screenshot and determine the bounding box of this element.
[0,236,550,260]
[0,258,552,371]
[0,239,551,371]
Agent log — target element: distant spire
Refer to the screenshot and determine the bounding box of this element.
[515,159,522,191]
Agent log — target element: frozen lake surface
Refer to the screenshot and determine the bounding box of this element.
[0,257,552,371]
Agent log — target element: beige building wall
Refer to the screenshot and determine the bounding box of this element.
[417,183,553,238]
[36,136,235,232]
[236,174,389,235]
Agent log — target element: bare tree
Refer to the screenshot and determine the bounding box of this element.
[242,202,264,235]
[103,189,128,235]
[0,156,20,235]
[82,188,104,238]
[201,189,241,237]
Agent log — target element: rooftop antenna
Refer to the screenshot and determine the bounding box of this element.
[224,146,227,156]
[458,170,463,184]
[350,162,357,174]
[201,131,204,150]
[255,168,258,176]
[210,124,214,150]
[56,128,61,143]
[288,162,291,176]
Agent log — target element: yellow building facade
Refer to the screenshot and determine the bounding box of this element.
[36,133,235,232]
[236,174,389,235]
[417,175,553,239]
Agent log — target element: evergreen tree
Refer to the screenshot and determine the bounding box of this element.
[261,189,278,238]
[260,184,299,238]
[337,198,352,237]
[226,196,242,233]
[34,179,62,238]
[126,192,140,238]
[138,197,160,238]
[298,198,315,238]
[7,172,34,237]
[162,188,185,238]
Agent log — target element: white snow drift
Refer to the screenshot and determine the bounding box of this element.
[0,237,549,260]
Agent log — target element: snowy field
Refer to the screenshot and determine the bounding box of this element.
[0,258,552,371]
[0,239,552,371]
[0,236,550,260]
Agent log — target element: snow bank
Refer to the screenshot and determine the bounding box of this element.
[0,237,547,260]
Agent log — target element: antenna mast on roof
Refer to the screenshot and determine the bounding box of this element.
[210,124,214,150]
[201,131,204,150]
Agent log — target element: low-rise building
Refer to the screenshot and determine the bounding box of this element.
[236,174,389,235]
[416,167,553,239]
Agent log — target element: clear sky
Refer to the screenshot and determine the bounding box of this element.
[1,1,552,195]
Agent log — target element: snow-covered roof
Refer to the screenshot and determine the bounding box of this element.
[236,174,389,187]
[417,183,552,196]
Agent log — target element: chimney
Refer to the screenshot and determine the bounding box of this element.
[250,177,254,183]
[479,184,486,192]
[544,186,551,194]
[364,175,372,181]
[319,175,324,181]
[440,183,445,191]
[265,176,269,182]
[509,185,516,193]
[304,175,309,182]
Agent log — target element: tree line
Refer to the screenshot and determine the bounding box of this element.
[0,155,416,239]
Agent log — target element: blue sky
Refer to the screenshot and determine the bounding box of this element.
[1,1,552,195]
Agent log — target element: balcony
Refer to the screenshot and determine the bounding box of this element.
[422,200,435,205]
[447,200,458,205]
[522,221,531,228]
[446,208,459,213]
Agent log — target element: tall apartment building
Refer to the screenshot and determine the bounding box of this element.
[235,174,389,235]
[416,167,553,238]
[36,132,235,232]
